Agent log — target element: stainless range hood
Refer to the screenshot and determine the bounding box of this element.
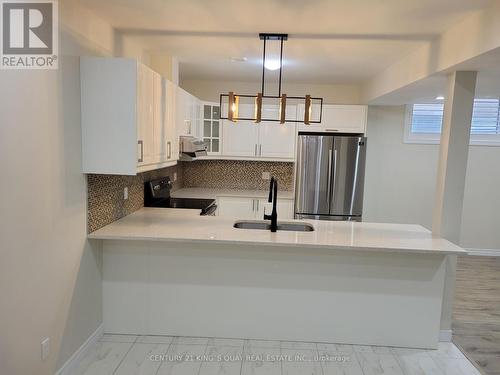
[179,136,208,161]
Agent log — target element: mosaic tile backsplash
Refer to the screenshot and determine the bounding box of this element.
[87,164,182,233]
[182,160,294,191]
[87,160,294,232]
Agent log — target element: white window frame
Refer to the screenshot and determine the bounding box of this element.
[404,104,500,146]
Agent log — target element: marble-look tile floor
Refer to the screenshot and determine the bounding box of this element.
[71,334,483,375]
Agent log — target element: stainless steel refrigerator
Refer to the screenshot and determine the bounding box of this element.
[295,133,367,221]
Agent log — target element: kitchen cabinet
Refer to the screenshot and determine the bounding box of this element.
[222,120,260,157]
[81,57,178,175]
[159,78,178,162]
[176,87,201,138]
[258,122,296,159]
[297,104,367,134]
[217,196,256,219]
[137,63,156,166]
[255,198,294,220]
[202,102,221,154]
[217,196,294,220]
[221,104,296,160]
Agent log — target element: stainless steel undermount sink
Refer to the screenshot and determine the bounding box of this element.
[233,220,314,232]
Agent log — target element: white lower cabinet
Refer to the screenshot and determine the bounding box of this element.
[217,196,294,220]
[257,198,294,220]
[217,196,256,219]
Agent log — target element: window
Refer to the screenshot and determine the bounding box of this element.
[404,99,500,146]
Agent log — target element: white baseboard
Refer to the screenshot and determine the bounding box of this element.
[466,248,500,257]
[55,324,103,375]
[439,330,452,342]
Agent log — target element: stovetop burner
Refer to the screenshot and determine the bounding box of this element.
[144,177,217,216]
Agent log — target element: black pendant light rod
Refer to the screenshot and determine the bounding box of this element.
[278,37,284,97]
[259,33,287,96]
[261,37,266,95]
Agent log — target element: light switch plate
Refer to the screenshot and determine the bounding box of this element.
[124,187,128,200]
[173,172,177,182]
[262,171,271,180]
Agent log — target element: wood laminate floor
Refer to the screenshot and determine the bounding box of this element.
[453,256,500,375]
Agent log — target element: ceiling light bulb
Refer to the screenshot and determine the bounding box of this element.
[264,59,281,71]
[435,96,445,100]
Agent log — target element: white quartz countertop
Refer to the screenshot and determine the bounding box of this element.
[171,188,294,200]
[88,208,466,255]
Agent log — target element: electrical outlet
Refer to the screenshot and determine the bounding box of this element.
[262,171,271,180]
[41,338,50,361]
[124,187,128,200]
[173,172,177,182]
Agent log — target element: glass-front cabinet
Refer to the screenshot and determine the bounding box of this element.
[202,102,221,154]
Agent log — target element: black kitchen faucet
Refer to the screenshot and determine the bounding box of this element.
[264,176,278,232]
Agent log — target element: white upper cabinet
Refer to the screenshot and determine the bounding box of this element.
[159,78,178,162]
[221,103,296,160]
[297,104,367,134]
[222,120,259,157]
[258,122,296,159]
[175,87,190,136]
[81,57,177,175]
[259,104,296,159]
[137,63,156,166]
[176,87,201,138]
[201,102,222,154]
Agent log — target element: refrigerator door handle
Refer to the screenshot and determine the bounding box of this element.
[333,149,338,195]
[327,149,333,207]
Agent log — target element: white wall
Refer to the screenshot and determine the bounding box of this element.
[364,105,500,250]
[180,79,362,104]
[0,2,147,375]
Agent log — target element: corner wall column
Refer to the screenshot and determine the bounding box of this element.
[432,71,477,333]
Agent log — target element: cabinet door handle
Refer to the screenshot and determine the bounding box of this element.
[325,128,339,132]
[256,200,259,211]
[138,140,144,163]
[252,199,255,211]
[167,141,171,159]
[254,144,257,156]
[259,144,262,156]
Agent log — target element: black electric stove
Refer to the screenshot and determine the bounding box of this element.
[144,177,217,216]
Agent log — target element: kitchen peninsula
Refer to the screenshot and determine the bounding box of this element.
[89,207,465,349]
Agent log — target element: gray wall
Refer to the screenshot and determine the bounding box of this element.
[0,3,148,374]
[364,105,500,250]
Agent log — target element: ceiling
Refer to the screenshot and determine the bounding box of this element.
[371,47,500,105]
[76,0,492,84]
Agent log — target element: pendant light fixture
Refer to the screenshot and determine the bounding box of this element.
[220,33,323,124]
